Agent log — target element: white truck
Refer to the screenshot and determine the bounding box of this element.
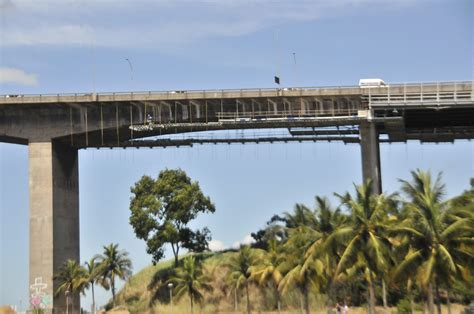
[359,78,387,88]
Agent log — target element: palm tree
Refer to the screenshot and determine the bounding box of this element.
[251,239,285,313]
[394,170,474,314]
[166,256,212,314]
[84,257,107,314]
[226,246,262,314]
[283,203,318,229]
[96,243,132,308]
[53,259,88,311]
[303,196,347,314]
[279,225,323,314]
[334,180,393,314]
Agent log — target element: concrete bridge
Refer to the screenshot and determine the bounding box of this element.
[1,80,473,313]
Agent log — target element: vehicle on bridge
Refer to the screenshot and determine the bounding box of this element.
[359,78,387,88]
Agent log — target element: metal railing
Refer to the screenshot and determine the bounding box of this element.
[216,109,360,120]
[1,81,472,102]
[363,81,473,106]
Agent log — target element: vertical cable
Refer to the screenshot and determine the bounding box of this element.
[85,107,89,147]
[100,104,104,146]
[116,103,120,146]
[130,104,134,140]
[70,107,74,145]
[205,100,208,130]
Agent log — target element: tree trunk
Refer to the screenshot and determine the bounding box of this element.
[435,283,441,314]
[300,293,304,314]
[234,288,238,311]
[447,289,451,314]
[171,243,179,267]
[408,280,415,314]
[304,282,311,314]
[382,279,388,310]
[275,287,281,314]
[246,283,251,314]
[427,282,435,314]
[190,294,194,314]
[92,283,96,314]
[327,281,333,314]
[368,274,376,314]
[112,279,116,308]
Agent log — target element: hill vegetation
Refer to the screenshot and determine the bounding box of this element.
[108,170,473,314]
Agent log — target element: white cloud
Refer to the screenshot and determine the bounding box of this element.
[232,234,256,249]
[0,0,422,49]
[208,239,227,252]
[0,67,38,86]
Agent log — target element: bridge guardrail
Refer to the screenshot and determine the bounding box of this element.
[1,81,472,102]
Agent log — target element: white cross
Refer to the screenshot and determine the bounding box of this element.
[30,277,47,296]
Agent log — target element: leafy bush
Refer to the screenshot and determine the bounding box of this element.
[396,298,412,314]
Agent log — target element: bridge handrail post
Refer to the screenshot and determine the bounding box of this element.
[436,82,440,103]
[454,81,457,102]
[387,85,390,104]
[420,82,423,102]
[472,81,474,100]
[368,87,371,108]
[404,83,406,104]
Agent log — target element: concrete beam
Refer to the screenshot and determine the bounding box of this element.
[29,142,80,313]
[360,121,382,194]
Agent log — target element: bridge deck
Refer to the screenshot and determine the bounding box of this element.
[1,81,472,106]
[0,81,473,146]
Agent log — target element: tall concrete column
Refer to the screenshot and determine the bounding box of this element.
[29,142,80,313]
[360,121,382,194]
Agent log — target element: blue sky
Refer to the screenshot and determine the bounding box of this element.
[0,0,473,310]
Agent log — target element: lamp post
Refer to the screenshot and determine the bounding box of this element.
[125,58,133,81]
[65,288,70,314]
[168,283,174,314]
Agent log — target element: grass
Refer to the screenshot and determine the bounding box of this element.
[110,253,471,314]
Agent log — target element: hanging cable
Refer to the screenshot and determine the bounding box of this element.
[100,104,104,146]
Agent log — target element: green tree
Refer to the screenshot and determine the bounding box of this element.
[282,203,318,229]
[167,256,212,314]
[279,225,323,314]
[129,169,216,266]
[334,180,393,314]
[53,259,88,311]
[251,215,286,250]
[303,196,347,314]
[97,243,132,308]
[394,170,474,314]
[84,257,107,314]
[227,246,262,314]
[251,239,285,313]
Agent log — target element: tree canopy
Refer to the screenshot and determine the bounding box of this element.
[129,168,216,266]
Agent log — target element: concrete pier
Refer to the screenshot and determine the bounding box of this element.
[359,122,382,194]
[29,142,80,313]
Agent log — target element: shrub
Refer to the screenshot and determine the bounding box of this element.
[396,298,412,314]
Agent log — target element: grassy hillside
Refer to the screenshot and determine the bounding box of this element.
[111,252,471,314]
[112,251,330,313]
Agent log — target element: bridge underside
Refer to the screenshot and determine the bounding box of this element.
[1,82,472,312]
